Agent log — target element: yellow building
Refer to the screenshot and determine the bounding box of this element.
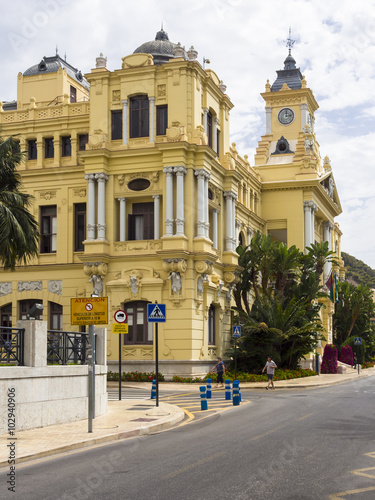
[0,30,342,375]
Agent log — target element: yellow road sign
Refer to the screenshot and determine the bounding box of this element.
[112,324,129,334]
[71,297,108,325]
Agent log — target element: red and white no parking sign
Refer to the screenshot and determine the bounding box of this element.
[114,310,127,323]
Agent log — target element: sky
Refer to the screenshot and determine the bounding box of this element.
[1,0,374,268]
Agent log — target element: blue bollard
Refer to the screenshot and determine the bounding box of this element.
[238,381,242,402]
[206,378,212,399]
[200,385,208,410]
[232,380,240,406]
[225,379,231,400]
[151,379,156,399]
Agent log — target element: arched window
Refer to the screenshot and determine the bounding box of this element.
[130,96,149,138]
[123,301,153,345]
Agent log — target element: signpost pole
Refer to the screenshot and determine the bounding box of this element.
[235,339,237,381]
[88,324,95,433]
[119,333,122,401]
[155,322,159,407]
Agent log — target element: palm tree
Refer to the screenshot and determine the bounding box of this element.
[0,136,39,270]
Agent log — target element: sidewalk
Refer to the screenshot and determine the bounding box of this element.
[1,367,374,467]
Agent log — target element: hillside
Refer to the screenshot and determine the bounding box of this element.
[342,252,375,289]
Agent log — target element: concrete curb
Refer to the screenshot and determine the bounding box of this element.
[0,403,185,468]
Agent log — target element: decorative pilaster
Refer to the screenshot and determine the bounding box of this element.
[149,97,155,143]
[118,197,126,241]
[212,209,219,249]
[153,195,161,239]
[175,166,187,236]
[96,173,108,240]
[265,107,272,134]
[203,108,209,136]
[85,173,96,240]
[247,227,253,246]
[163,167,174,236]
[224,191,236,251]
[122,100,128,145]
[300,103,308,130]
[303,201,317,251]
[204,172,211,237]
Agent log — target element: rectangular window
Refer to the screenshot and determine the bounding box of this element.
[28,139,37,160]
[216,129,220,155]
[111,110,123,140]
[208,304,215,345]
[78,134,88,151]
[130,96,149,138]
[44,138,54,159]
[70,85,77,103]
[74,203,86,251]
[40,205,57,253]
[124,302,152,345]
[207,111,213,148]
[128,202,154,241]
[50,302,63,330]
[156,105,168,135]
[61,136,71,157]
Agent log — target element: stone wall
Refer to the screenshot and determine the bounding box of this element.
[0,321,107,433]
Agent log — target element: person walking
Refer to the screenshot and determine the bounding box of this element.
[353,354,357,369]
[210,357,225,388]
[262,356,277,390]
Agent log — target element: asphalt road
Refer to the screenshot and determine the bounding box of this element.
[3,377,375,500]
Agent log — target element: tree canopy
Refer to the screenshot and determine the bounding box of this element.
[0,136,39,270]
[228,233,336,372]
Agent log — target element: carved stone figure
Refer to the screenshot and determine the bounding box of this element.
[130,275,138,295]
[89,274,103,295]
[168,271,182,294]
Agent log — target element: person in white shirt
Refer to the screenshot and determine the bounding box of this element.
[262,356,277,390]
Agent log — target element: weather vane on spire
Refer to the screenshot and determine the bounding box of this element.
[284,27,295,55]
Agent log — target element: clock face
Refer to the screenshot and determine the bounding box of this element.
[278,108,295,125]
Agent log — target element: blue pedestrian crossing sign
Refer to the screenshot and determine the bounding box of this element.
[354,337,362,345]
[232,326,241,338]
[147,303,166,323]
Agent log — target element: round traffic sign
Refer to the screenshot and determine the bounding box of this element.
[85,303,93,311]
[114,310,127,323]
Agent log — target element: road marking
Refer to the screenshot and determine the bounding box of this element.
[251,424,287,441]
[330,486,375,498]
[163,451,225,479]
[297,413,313,421]
[330,451,375,498]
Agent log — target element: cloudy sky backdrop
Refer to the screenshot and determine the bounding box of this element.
[1,0,374,267]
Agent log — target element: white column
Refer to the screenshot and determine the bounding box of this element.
[203,108,208,136]
[265,107,272,134]
[304,201,312,251]
[204,172,211,238]
[96,173,108,240]
[311,202,318,246]
[224,191,234,251]
[195,170,206,237]
[232,196,237,250]
[85,173,96,240]
[153,195,160,239]
[300,103,308,130]
[122,99,128,145]
[118,197,126,241]
[175,166,187,236]
[163,167,174,236]
[213,118,218,152]
[149,97,155,143]
[212,209,218,249]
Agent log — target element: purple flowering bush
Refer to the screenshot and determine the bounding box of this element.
[320,344,338,374]
[340,345,354,366]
